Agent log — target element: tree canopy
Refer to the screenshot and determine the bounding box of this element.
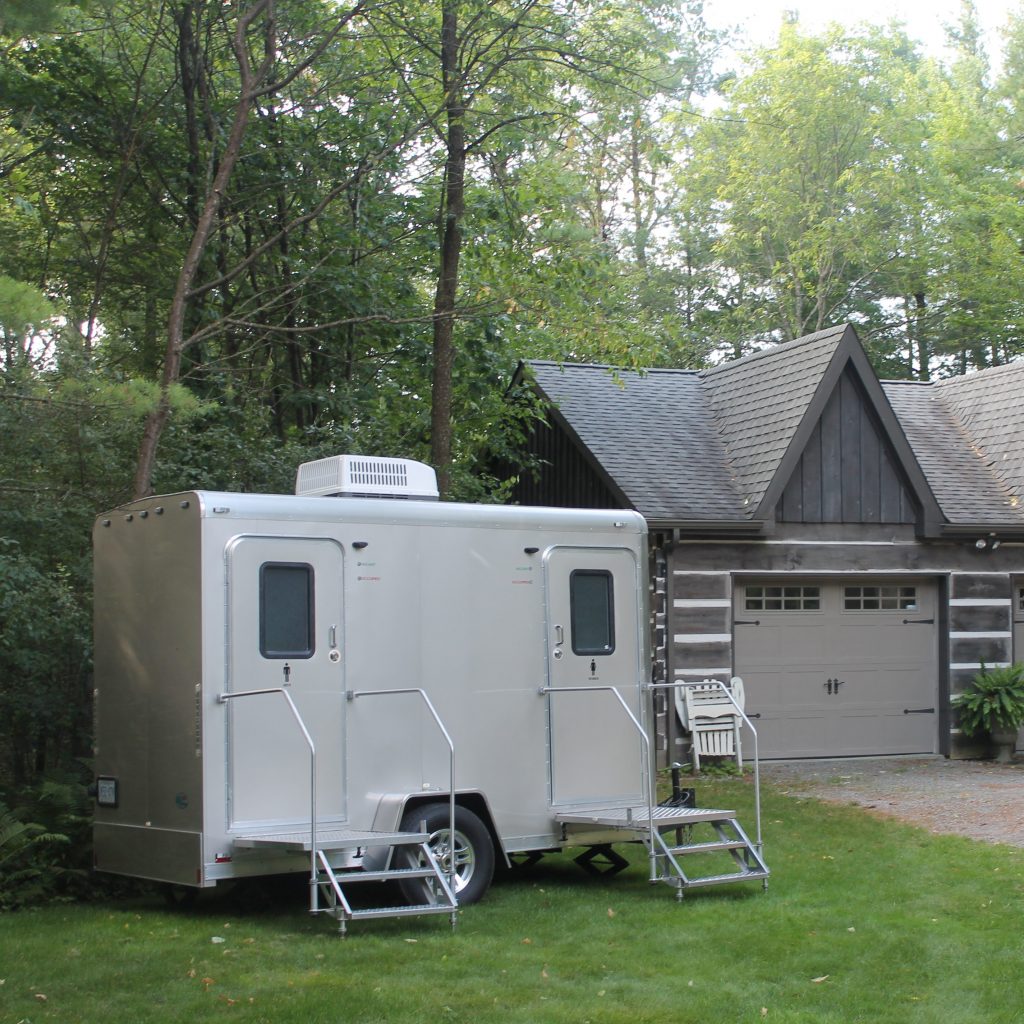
[2,0,1024,797]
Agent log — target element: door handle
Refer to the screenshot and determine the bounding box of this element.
[824,679,834,695]
[834,679,844,691]
[552,624,565,659]
[902,618,935,625]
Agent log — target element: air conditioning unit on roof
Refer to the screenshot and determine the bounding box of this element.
[295,454,439,500]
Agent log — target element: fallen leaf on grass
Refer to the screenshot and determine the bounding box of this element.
[35,993,48,1002]
[761,1008,768,1018]
[811,976,830,984]
[211,936,226,944]
[607,908,616,918]
[202,977,216,990]
[521,938,532,945]
[541,967,549,979]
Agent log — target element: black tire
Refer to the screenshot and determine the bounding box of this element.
[397,802,495,906]
[161,883,198,910]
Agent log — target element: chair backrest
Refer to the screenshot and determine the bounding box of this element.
[729,676,745,712]
[684,684,736,725]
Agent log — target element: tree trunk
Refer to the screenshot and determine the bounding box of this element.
[429,0,465,499]
[913,291,930,380]
[133,1,273,498]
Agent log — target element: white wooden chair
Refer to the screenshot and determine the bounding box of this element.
[680,678,745,772]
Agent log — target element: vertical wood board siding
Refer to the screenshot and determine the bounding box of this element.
[510,414,619,509]
[778,368,917,526]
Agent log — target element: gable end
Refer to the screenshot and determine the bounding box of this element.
[777,367,918,525]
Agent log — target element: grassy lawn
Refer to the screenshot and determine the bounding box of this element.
[4,775,1024,1024]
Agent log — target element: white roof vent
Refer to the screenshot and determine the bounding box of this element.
[295,455,439,500]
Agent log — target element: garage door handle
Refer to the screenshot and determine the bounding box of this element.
[902,618,934,625]
[747,712,761,719]
[903,707,935,715]
[734,619,761,626]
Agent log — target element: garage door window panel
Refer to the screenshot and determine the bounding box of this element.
[745,585,821,612]
[843,585,918,611]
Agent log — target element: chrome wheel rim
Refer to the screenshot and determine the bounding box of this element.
[427,827,476,892]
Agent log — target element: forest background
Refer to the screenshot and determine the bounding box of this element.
[1,0,1022,902]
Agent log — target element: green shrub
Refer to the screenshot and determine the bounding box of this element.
[0,777,93,909]
[954,662,1024,737]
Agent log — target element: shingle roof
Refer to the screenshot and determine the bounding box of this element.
[700,325,847,511]
[524,326,1024,532]
[881,380,1024,525]
[934,362,1024,519]
[525,361,745,522]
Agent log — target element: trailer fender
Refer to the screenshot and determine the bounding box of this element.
[363,791,508,873]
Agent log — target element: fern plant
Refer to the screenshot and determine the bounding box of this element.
[954,663,1024,738]
[0,778,92,909]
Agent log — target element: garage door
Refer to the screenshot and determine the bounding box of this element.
[734,578,938,759]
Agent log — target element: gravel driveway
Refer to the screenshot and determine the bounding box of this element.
[760,756,1024,847]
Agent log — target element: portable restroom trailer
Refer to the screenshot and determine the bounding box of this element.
[93,456,767,932]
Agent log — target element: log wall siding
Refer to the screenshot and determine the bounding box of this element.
[947,573,1015,756]
[671,571,733,683]
[947,574,1013,684]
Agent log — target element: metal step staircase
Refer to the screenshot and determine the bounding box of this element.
[554,803,769,898]
[234,828,457,936]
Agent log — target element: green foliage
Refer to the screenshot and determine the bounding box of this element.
[0,777,93,909]
[954,664,1024,737]
[1,0,1023,885]
[0,539,90,788]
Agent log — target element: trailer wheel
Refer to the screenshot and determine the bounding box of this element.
[398,803,495,906]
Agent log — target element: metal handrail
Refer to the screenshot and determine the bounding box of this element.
[538,684,659,882]
[346,688,456,896]
[217,687,319,893]
[646,680,763,851]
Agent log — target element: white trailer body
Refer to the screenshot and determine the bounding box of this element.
[92,473,654,894]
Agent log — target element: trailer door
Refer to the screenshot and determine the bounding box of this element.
[225,536,346,830]
[544,546,645,808]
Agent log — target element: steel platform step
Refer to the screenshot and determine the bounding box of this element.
[234,828,428,852]
[665,839,750,855]
[343,903,457,921]
[671,868,770,888]
[555,804,737,830]
[321,865,441,884]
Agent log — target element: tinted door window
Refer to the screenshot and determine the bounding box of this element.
[570,570,615,655]
[259,562,315,658]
